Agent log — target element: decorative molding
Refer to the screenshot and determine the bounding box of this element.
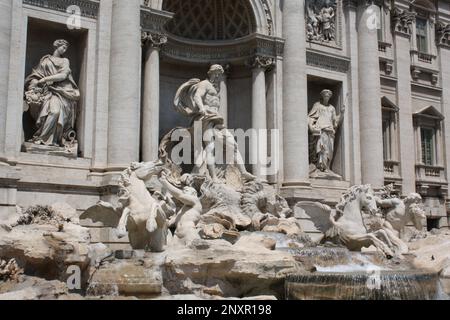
[141,8,174,33]
[141,32,168,50]
[436,21,450,48]
[306,50,350,73]
[379,57,393,75]
[161,33,284,64]
[22,0,99,19]
[262,0,274,36]
[391,7,416,37]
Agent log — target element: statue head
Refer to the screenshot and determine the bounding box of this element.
[405,193,422,205]
[320,89,333,104]
[53,39,69,55]
[207,64,224,83]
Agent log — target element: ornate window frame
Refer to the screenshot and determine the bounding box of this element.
[409,1,437,65]
[413,106,447,190]
[382,97,401,183]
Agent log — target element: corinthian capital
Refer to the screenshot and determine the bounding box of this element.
[141,32,168,50]
[248,56,275,70]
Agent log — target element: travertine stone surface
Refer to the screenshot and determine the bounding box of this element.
[251,64,268,179]
[282,0,310,186]
[0,0,13,156]
[357,4,384,188]
[107,0,142,169]
[395,33,415,194]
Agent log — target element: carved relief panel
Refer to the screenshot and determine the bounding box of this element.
[306,0,342,49]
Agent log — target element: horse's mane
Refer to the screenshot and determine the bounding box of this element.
[335,184,372,216]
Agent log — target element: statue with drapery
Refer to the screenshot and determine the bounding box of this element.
[24,39,80,155]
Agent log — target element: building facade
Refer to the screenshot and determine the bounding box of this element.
[0,0,450,243]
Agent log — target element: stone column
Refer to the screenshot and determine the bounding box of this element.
[357,3,384,188]
[142,32,167,162]
[282,0,310,186]
[0,0,13,157]
[107,0,142,169]
[344,0,362,185]
[393,10,416,195]
[250,56,272,179]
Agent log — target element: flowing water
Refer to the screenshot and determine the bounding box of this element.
[281,246,448,300]
[286,271,441,300]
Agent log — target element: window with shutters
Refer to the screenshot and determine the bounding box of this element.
[421,127,435,166]
[416,17,428,53]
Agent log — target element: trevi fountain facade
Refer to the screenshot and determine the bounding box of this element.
[0,0,450,300]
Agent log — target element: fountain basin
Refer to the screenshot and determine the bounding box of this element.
[286,270,440,300]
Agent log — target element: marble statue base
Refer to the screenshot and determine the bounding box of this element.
[22,142,78,158]
[309,166,342,181]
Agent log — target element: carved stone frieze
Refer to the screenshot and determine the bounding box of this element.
[306,50,350,73]
[161,34,284,64]
[23,0,99,19]
[306,0,342,49]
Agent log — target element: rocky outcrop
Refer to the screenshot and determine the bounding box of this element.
[409,230,450,273]
[0,276,82,300]
[0,222,91,281]
[162,240,299,299]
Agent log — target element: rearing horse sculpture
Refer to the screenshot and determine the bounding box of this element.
[324,185,408,258]
[116,161,168,252]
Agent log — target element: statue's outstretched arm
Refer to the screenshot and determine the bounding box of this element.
[160,176,197,207]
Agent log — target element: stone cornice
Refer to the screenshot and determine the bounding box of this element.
[23,0,99,19]
[161,33,285,64]
[141,8,174,33]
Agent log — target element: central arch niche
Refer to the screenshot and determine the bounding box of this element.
[157,0,259,163]
[163,0,256,41]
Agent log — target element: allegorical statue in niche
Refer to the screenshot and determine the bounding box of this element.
[308,89,345,179]
[174,64,255,182]
[306,0,336,43]
[24,39,80,153]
